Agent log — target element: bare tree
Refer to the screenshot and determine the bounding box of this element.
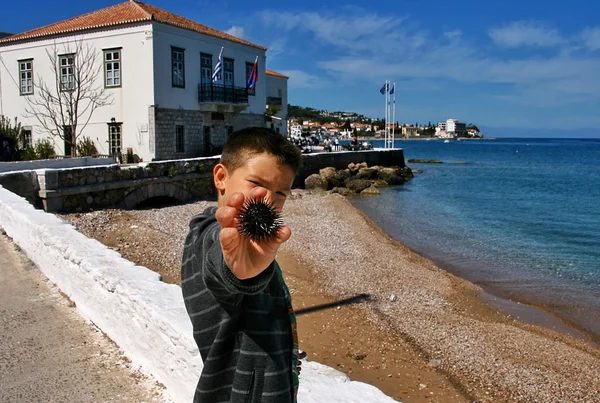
[24,39,112,157]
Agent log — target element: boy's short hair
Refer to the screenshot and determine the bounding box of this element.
[220,127,302,174]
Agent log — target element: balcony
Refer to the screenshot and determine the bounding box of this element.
[197,83,249,113]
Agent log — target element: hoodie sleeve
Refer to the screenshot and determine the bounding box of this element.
[181,207,275,307]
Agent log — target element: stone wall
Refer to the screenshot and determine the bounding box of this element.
[2,149,407,213]
[149,107,265,161]
[151,107,206,160]
[38,157,220,212]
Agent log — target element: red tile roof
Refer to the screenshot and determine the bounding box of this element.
[0,1,266,50]
[266,69,289,79]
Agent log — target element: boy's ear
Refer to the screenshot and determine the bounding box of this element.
[213,163,228,194]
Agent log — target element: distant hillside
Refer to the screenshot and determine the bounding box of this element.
[0,32,13,39]
[288,105,371,124]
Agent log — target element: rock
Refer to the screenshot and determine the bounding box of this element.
[345,179,372,193]
[319,167,348,189]
[373,179,389,188]
[305,174,327,191]
[86,196,93,204]
[376,167,406,185]
[428,359,442,368]
[389,293,397,302]
[355,167,377,180]
[407,159,443,164]
[348,351,367,361]
[347,161,367,174]
[360,185,380,195]
[398,166,414,180]
[412,169,423,174]
[331,187,352,196]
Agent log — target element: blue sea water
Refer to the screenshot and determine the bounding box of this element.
[347,138,600,340]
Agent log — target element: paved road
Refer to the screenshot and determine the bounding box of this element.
[0,232,164,403]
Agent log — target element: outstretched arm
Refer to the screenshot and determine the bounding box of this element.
[215,186,291,280]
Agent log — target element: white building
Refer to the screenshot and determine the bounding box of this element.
[265,69,288,136]
[0,1,288,161]
[445,119,467,136]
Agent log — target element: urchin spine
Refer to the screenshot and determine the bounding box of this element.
[237,197,283,242]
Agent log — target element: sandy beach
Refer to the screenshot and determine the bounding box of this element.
[63,190,600,402]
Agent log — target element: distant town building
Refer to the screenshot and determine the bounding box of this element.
[402,125,419,137]
[265,69,288,136]
[446,119,467,136]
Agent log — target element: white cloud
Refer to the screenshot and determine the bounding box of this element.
[488,21,564,48]
[277,70,327,89]
[581,27,600,50]
[444,30,462,42]
[252,8,600,109]
[225,25,245,39]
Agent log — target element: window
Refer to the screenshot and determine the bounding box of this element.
[19,59,33,95]
[223,58,234,87]
[104,48,121,87]
[245,62,255,96]
[200,53,212,84]
[175,125,184,153]
[171,47,185,88]
[22,128,32,148]
[108,124,122,157]
[59,54,75,91]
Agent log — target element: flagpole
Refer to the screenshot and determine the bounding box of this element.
[386,80,390,149]
[383,80,387,148]
[392,81,396,148]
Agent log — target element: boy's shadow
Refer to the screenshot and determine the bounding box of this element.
[295,293,371,316]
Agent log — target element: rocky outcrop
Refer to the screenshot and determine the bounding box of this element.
[407,159,443,164]
[305,162,413,195]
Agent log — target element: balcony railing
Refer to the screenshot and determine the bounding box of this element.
[198,83,249,104]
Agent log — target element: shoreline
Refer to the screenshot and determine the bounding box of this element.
[377,234,600,346]
[343,199,598,345]
[62,191,600,402]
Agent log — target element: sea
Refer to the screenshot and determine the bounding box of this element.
[346,137,600,342]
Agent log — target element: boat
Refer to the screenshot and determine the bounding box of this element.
[444,139,450,143]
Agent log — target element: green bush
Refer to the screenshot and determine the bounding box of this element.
[34,138,56,160]
[76,136,98,156]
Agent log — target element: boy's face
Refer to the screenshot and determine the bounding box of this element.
[214,152,295,211]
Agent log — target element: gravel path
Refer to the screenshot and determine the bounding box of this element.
[62,191,600,402]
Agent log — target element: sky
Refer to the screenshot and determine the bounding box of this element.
[3,0,600,137]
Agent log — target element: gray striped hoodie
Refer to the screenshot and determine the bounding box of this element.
[181,207,295,403]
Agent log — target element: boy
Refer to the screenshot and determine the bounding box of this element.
[181,127,302,403]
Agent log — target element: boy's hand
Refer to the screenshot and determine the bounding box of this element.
[216,187,291,280]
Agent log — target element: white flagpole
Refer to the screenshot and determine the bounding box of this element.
[392,81,396,148]
[386,80,390,148]
[383,80,387,148]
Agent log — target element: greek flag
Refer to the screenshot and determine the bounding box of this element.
[380,82,389,94]
[389,84,395,95]
[247,56,258,90]
[212,47,223,82]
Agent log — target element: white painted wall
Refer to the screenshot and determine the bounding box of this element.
[0,185,397,403]
[0,156,114,173]
[266,73,288,135]
[0,25,156,162]
[151,23,266,115]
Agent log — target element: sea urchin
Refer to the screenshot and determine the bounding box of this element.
[237,197,283,242]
